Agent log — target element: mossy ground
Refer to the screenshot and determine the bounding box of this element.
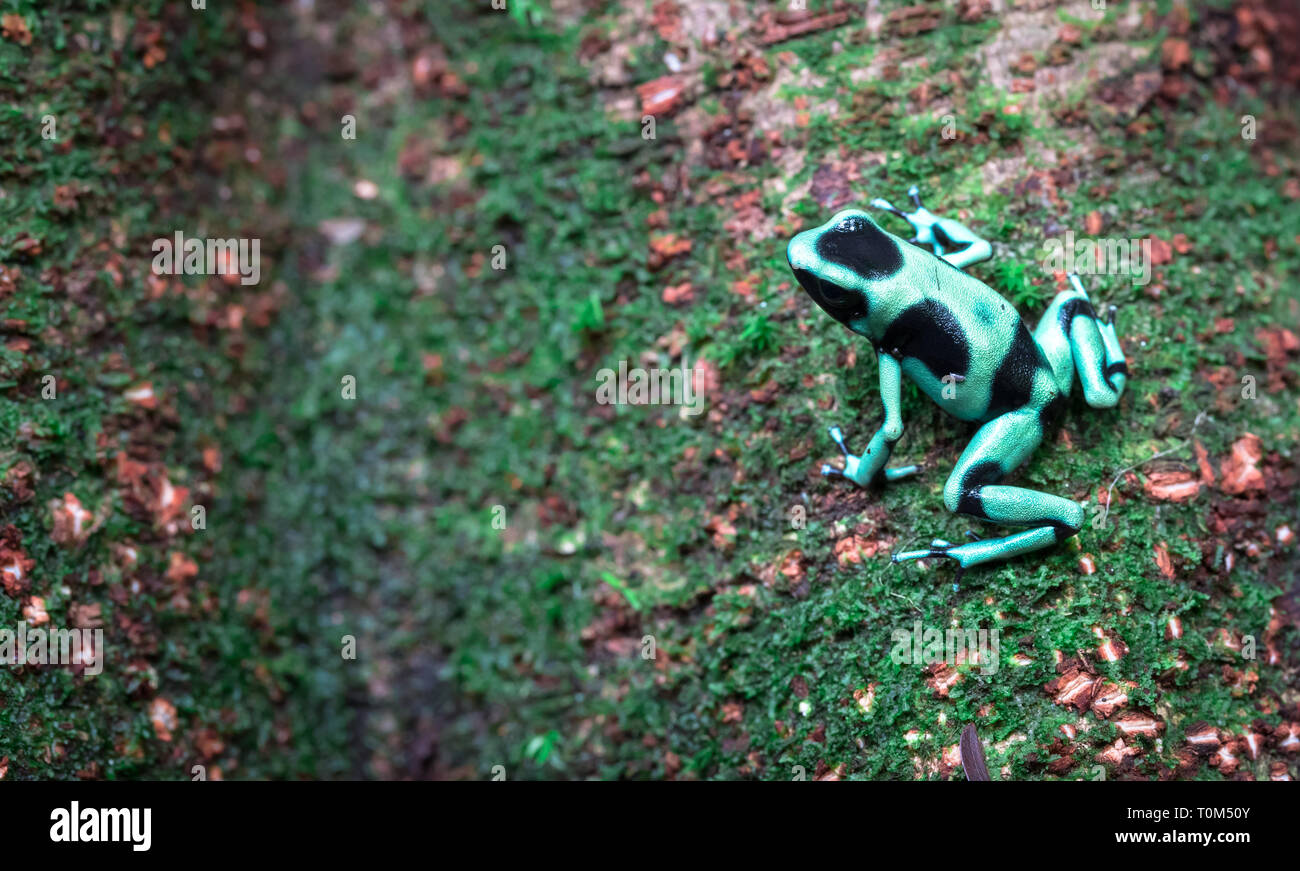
[1,0,1296,779]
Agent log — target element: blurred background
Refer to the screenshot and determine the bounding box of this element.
[0,0,1296,780]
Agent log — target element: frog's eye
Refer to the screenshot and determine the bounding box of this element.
[791,266,868,326]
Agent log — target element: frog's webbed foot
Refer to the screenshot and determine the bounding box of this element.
[893,539,958,562]
[870,196,907,218]
[869,196,925,246]
[890,531,986,586]
[871,187,939,247]
[870,186,992,270]
[821,425,922,487]
[820,425,862,482]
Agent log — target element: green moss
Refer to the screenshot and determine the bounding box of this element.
[1,1,1294,780]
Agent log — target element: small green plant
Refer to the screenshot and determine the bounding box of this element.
[571,290,605,333]
[991,259,1040,310]
[719,312,777,367]
[599,571,643,611]
[524,730,562,766]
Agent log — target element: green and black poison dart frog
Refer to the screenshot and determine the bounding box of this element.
[786,186,1127,584]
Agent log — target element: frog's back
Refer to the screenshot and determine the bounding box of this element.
[873,247,1061,423]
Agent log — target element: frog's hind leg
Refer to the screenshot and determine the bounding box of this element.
[1034,273,1127,406]
[892,408,1083,580]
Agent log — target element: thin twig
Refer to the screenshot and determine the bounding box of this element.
[1100,411,1209,527]
[888,590,922,612]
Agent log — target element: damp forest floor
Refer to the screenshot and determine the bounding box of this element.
[1,0,1298,780]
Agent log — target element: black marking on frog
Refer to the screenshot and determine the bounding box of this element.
[815,215,904,280]
[1059,297,1098,332]
[1039,390,1069,430]
[932,222,972,258]
[877,299,971,383]
[955,459,1003,519]
[987,325,1047,419]
[1104,360,1128,392]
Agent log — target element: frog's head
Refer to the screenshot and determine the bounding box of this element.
[786,209,904,333]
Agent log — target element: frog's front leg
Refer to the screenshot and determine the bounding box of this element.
[892,407,1083,585]
[822,353,922,486]
[871,186,992,271]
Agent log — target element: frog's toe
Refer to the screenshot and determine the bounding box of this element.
[870,197,907,218]
[822,425,868,484]
[1066,272,1091,297]
[892,543,968,589]
[822,459,863,483]
[907,185,925,209]
[882,463,922,482]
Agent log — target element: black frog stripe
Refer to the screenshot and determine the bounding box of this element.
[1104,360,1128,392]
[954,459,1002,519]
[877,299,971,382]
[1058,297,1098,332]
[814,215,904,280]
[986,325,1046,419]
[1038,391,1069,430]
[931,223,973,258]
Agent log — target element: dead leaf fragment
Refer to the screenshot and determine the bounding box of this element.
[648,233,692,270]
[21,596,48,626]
[777,549,805,585]
[68,602,103,630]
[705,515,736,551]
[662,282,694,306]
[1153,541,1175,578]
[49,493,101,548]
[1,13,32,46]
[124,382,157,409]
[1161,38,1191,70]
[1219,434,1265,495]
[1143,469,1201,502]
[0,525,35,597]
[757,10,850,45]
[149,698,178,742]
[1148,236,1173,265]
[637,75,687,116]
